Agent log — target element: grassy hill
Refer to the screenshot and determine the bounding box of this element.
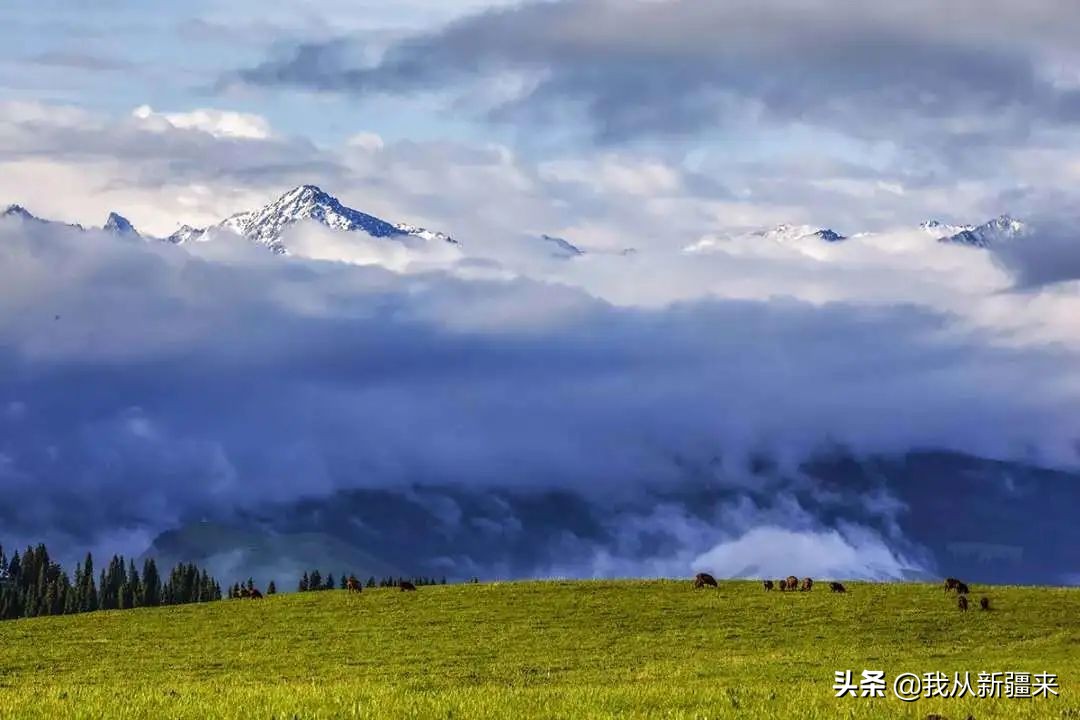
[0,580,1077,719]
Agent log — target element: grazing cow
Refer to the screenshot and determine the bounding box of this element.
[800,578,813,592]
[776,579,787,592]
[956,582,970,595]
[944,577,961,592]
[400,580,417,592]
[980,597,991,611]
[763,580,774,591]
[958,595,969,611]
[693,573,718,589]
[829,581,847,593]
[345,576,362,593]
[249,588,263,599]
[784,575,799,591]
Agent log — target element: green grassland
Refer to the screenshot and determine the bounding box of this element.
[0,580,1077,719]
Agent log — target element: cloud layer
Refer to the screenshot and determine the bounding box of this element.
[2,212,1079,580]
[238,0,1080,150]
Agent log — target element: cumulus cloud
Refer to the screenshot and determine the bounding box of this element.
[132,105,274,140]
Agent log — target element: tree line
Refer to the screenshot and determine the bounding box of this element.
[0,543,222,621]
[297,570,446,592]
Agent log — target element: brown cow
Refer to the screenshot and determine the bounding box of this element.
[784,575,799,591]
[944,577,961,592]
[955,582,970,595]
[763,579,774,591]
[400,580,417,592]
[958,595,969,611]
[829,581,847,593]
[776,579,787,592]
[345,575,362,593]
[800,577,813,592]
[693,572,718,589]
[980,597,991,611]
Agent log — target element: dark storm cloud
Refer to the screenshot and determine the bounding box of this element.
[2,216,1080,575]
[235,0,1080,146]
[991,221,1080,287]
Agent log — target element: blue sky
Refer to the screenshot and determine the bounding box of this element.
[6,0,1080,240]
[0,0,510,146]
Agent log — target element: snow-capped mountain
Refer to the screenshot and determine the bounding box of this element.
[751,224,847,244]
[684,223,848,253]
[2,186,457,258]
[3,204,36,222]
[104,212,140,238]
[939,215,1026,248]
[920,219,973,239]
[199,185,457,255]
[166,225,205,245]
[3,204,85,230]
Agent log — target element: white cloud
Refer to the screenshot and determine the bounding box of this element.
[694,526,920,580]
[132,104,273,140]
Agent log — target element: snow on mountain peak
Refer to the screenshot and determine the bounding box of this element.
[920,219,974,239]
[166,224,206,245]
[753,224,846,243]
[940,214,1026,248]
[210,185,455,254]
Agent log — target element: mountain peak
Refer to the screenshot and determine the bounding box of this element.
[755,224,846,243]
[812,228,846,243]
[166,224,206,245]
[940,214,1026,248]
[540,234,585,258]
[3,204,35,220]
[212,185,456,254]
[104,212,139,237]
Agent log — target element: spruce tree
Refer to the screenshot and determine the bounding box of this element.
[141,558,161,607]
[81,554,98,612]
[127,560,142,608]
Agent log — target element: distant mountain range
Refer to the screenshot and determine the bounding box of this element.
[2,185,1027,259]
[2,185,456,256]
[685,215,1027,254]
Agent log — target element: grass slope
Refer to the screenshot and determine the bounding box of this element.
[0,581,1077,719]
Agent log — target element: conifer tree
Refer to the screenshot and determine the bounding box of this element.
[141,558,161,607]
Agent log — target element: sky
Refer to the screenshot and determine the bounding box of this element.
[2,0,1080,583]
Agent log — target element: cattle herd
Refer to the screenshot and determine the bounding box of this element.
[944,576,992,612]
[239,571,993,609]
[692,573,993,611]
[231,586,263,600]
